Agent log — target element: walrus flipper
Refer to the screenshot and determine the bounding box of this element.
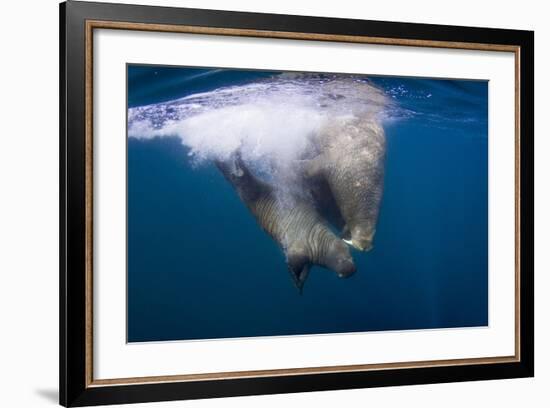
[287,246,311,294]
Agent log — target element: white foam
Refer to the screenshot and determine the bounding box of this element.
[128,74,390,172]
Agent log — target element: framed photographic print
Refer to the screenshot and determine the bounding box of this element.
[59,1,534,406]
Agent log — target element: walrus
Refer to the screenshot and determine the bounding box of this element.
[305,117,386,251]
[216,155,356,292]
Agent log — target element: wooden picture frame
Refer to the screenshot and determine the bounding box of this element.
[60,1,534,406]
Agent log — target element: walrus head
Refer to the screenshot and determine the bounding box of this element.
[287,239,355,294]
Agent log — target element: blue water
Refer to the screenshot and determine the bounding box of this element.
[127,65,488,342]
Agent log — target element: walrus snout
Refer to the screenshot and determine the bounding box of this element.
[335,259,356,278]
[326,241,356,278]
[349,227,376,252]
[352,238,373,252]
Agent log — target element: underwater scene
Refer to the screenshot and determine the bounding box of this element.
[127,65,488,342]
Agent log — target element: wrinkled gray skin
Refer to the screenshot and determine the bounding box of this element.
[216,155,356,292]
[305,118,386,251]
